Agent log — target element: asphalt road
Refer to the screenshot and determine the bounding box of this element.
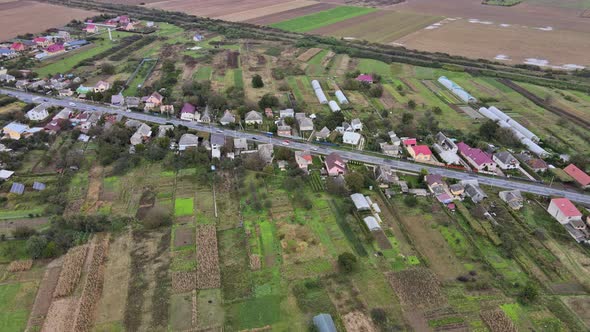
[3,88,590,205]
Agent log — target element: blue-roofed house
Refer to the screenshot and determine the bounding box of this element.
[3,122,30,140]
[65,40,88,49]
[32,182,46,191]
[313,314,337,332]
[10,182,25,195]
[0,48,17,58]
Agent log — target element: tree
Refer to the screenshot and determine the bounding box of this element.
[370,308,388,326]
[100,63,116,75]
[479,120,499,140]
[345,172,365,192]
[401,112,414,125]
[338,252,358,273]
[143,206,172,229]
[252,74,264,88]
[518,282,539,305]
[26,235,47,259]
[407,99,416,109]
[12,226,37,239]
[404,195,418,207]
[258,93,279,109]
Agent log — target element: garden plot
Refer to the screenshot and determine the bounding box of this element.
[174,226,196,248]
[196,225,221,290]
[214,192,240,230]
[168,292,196,330]
[195,189,217,223]
[197,289,224,329]
[218,228,252,301]
[25,259,63,331]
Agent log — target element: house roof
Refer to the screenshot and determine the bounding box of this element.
[343,131,361,145]
[219,110,235,123]
[425,174,443,187]
[351,118,361,126]
[233,138,247,149]
[178,133,199,146]
[411,145,432,157]
[149,91,163,102]
[436,193,452,203]
[245,110,263,121]
[403,138,417,146]
[181,103,196,114]
[457,142,493,166]
[4,122,29,134]
[46,44,64,52]
[356,74,373,82]
[325,152,344,169]
[10,182,24,195]
[551,198,582,217]
[298,117,314,130]
[564,164,590,186]
[33,37,47,43]
[363,216,381,231]
[316,126,331,138]
[295,150,312,163]
[0,170,14,179]
[351,193,371,210]
[527,158,548,170]
[111,94,124,104]
[257,144,274,162]
[495,151,518,165]
[210,133,225,146]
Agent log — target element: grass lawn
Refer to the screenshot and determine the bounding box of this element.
[35,31,131,76]
[194,66,212,81]
[0,282,37,332]
[270,6,377,33]
[357,58,393,79]
[174,198,194,217]
[224,295,282,330]
[124,59,157,96]
[0,208,44,220]
[233,69,244,89]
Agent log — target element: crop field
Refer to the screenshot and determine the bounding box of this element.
[270,6,378,33]
[215,0,318,22]
[311,10,441,44]
[0,1,97,40]
[245,3,337,25]
[396,18,590,68]
[146,0,306,18]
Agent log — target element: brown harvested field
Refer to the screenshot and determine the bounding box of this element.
[297,48,323,62]
[342,311,377,332]
[563,296,590,328]
[396,18,590,67]
[94,231,132,328]
[0,1,97,40]
[42,297,79,332]
[311,10,441,43]
[245,3,337,25]
[216,0,317,22]
[386,268,445,309]
[171,271,196,293]
[174,226,195,247]
[393,0,590,33]
[26,258,63,331]
[480,308,517,332]
[147,0,300,18]
[7,259,33,272]
[53,245,88,298]
[196,225,221,289]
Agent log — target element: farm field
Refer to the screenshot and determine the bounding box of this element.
[146,0,306,18]
[215,0,318,22]
[0,1,97,40]
[270,6,378,33]
[245,3,337,25]
[311,10,441,44]
[396,18,590,68]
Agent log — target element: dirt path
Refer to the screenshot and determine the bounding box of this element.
[26,257,63,332]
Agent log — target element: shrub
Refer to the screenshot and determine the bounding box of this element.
[338,252,358,273]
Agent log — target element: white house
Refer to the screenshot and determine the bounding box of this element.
[351,118,362,131]
[178,133,199,151]
[93,80,110,93]
[25,104,50,121]
[342,131,362,148]
[493,151,520,170]
[547,198,583,225]
[244,110,263,125]
[219,110,235,126]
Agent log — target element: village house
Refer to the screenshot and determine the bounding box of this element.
[257,144,274,164]
[356,74,373,84]
[84,24,98,33]
[493,151,520,170]
[80,113,100,133]
[180,103,196,121]
[3,122,29,140]
[449,183,465,197]
[0,73,16,83]
[93,81,110,93]
[457,142,497,173]
[324,152,346,176]
[46,44,65,54]
[244,110,263,125]
[380,142,400,156]
[160,105,174,115]
[563,164,590,189]
[433,132,461,165]
[25,104,50,121]
[33,37,51,47]
[295,150,313,171]
[298,117,314,133]
[277,125,292,137]
[375,165,398,186]
[461,180,487,203]
[219,110,236,126]
[178,134,199,151]
[264,108,274,118]
[200,107,211,123]
[125,96,140,108]
[111,93,125,106]
[130,123,152,146]
[279,108,294,118]
[44,120,63,134]
[210,133,225,159]
[342,131,363,149]
[59,89,74,97]
[315,127,331,140]
[233,138,248,155]
[425,174,445,194]
[10,42,26,52]
[525,158,548,172]
[408,145,432,163]
[143,92,163,110]
[351,118,363,131]
[499,190,524,210]
[53,108,72,120]
[548,198,583,224]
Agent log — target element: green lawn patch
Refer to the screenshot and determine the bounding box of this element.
[174,198,194,217]
[0,208,44,220]
[194,66,212,81]
[271,6,377,33]
[357,58,393,79]
[225,295,282,330]
[0,241,29,263]
[500,303,524,322]
[0,281,37,332]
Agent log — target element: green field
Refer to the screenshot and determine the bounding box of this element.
[270,6,378,33]
[194,66,212,81]
[124,59,157,96]
[174,197,194,217]
[0,282,37,332]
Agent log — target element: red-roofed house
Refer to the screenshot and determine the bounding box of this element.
[356,74,373,84]
[548,198,583,225]
[457,142,496,172]
[402,138,417,147]
[84,24,98,33]
[295,150,313,171]
[46,44,65,54]
[563,164,590,188]
[324,152,346,176]
[119,15,131,24]
[10,42,25,52]
[408,145,432,163]
[33,37,51,47]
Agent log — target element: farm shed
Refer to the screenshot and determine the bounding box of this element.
[437,76,477,103]
[328,100,341,112]
[335,90,349,104]
[350,193,371,211]
[313,314,337,332]
[311,80,328,104]
[363,216,381,231]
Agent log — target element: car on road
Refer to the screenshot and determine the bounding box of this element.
[216,129,222,133]
[252,137,258,140]
[282,140,289,145]
[43,99,48,102]
[312,147,318,151]
[69,102,76,106]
